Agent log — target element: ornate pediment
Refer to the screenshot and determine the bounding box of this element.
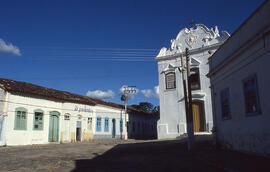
[191,58,200,66]
[161,64,177,74]
[156,24,230,58]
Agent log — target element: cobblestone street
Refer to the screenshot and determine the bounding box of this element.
[0,136,270,172]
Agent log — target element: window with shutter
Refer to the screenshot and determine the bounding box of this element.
[96,117,101,132]
[33,109,44,130]
[243,74,261,116]
[104,117,109,132]
[14,107,27,130]
[220,88,231,120]
[190,68,201,90]
[165,72,176,89]
[21,111,27,130]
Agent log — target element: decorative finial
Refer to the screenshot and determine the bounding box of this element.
[189,20,195,29]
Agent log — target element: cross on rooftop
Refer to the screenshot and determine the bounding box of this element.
[189,20,195,28]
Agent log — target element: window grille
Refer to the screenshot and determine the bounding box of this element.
[243,74,261,115]
[33,110,44,130]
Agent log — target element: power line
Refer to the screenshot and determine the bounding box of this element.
[21,46,159,51]
[24,53,158,58]
[0,73,156,81]
[22,57,156,62]
[25,52,158,56]
[12,46,161,62]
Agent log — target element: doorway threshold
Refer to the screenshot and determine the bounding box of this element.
[194,132,211,135]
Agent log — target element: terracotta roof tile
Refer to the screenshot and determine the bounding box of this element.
[0,78,152,116]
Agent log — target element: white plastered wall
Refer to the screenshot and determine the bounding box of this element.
[4,92,128,145]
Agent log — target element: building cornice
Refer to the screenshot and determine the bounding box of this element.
[207,1,270,77]
[155,42,223,62]
[208,24,270,77]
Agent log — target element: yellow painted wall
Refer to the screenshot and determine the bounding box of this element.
[82,132,93,142]
[71,132,76,142]
[60,132,64,143]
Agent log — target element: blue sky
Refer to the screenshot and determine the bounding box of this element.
[0,0,264,106]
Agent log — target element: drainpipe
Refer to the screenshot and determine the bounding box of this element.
[120,109,123,139]
[124,91,128,140]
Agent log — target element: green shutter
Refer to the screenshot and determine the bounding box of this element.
[48,114,53,141]
[15,111,21,129]
[21,112,27,130]
[14,107,27,130]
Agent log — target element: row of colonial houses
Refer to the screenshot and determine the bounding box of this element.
[156,0,270,156]
[0,78,158,146]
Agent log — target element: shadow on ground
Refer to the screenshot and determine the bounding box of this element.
[71,135,270,172]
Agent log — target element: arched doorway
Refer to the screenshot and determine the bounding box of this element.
[49,111,60,142]
[192,101,205,132]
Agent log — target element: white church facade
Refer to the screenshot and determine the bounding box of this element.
[156,24,230,139]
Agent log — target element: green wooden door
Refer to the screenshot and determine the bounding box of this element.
[49,111,60,142]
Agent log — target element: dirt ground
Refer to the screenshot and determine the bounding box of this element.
[0,136,270,172]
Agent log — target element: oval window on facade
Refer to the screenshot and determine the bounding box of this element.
[64,114,70,120]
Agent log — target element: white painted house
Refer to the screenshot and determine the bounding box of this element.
[208,1,270,155]
[0,78,157,146]
[127,108,158,139]
[156,24,229,139]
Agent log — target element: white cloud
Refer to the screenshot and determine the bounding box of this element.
[141,85,159,99]
[154,85,159,96]
[141,89,154,98]
[86,89,115,100]
[0,38,21,56]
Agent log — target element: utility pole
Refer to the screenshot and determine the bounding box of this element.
[121,86,137,140]
[179,54,189,134]
[185,47,194,150]
[124,88,127,140]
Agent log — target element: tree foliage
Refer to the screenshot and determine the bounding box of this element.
[151,105,160,116]
[131,102,160,117]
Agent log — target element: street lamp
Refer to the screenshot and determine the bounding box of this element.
[121,86,137,139]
